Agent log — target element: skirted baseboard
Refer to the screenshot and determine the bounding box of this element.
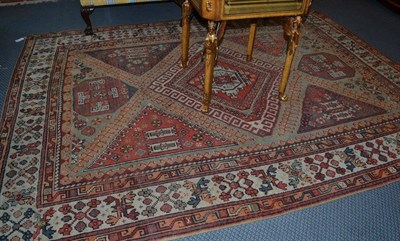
[0,0,57,6]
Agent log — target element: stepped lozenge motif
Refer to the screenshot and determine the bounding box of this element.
[0,12,399,241]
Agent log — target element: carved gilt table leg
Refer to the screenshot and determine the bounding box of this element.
[180,0,191,68]
[202,21,226,63]
[201,21,218,113]
[279,16,302,101]
[247,21,257,61]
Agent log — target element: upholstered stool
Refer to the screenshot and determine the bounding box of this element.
[180,0,313,113]
[80,0,178,35]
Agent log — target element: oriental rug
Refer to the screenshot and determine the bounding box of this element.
[0,11,399,241]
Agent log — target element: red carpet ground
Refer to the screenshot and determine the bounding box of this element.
[0,11,399,240]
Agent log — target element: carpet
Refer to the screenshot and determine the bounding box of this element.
[0,11,399,240]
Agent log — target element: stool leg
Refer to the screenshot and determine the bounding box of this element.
[279,16,302,101]
[247,21,257,61]
[81,6,94,35]
[180,0,191,68]
[201,21,218,113]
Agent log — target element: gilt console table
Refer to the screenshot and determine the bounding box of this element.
[180,0,313,112]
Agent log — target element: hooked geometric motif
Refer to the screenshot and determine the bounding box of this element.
[299,85,387,133]
[86,43,179,76]
[0,13,399,241]
[89,105,237,169]
[73,77,138,117]
[298,52,355,80]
